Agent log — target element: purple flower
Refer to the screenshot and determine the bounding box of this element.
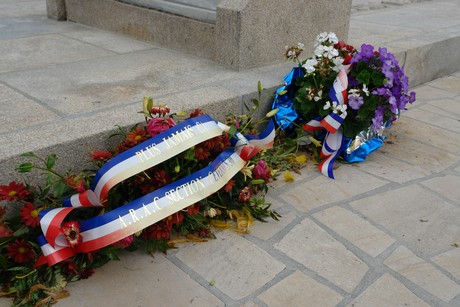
[348,95,364,110]
[372,106,385,131]
[388,96,398,113]
[409,91,416,103]
[361,44,375,58]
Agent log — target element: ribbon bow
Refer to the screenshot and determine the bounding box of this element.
[36,115,275,266]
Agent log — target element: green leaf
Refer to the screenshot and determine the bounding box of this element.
[46,153,57,169]
[52,180,67,198]
[257,81,262,94]
[13,226,30,237]
[227,124,237,136]
[356,70,371,84]
[251,98,259,108]
[16,162,34,173]
[0,255,7,269]
[20,152,36,158]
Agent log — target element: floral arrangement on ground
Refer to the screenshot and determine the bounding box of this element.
[0,86,304,306]
[273,32,416,178]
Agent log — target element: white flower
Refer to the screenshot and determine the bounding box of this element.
[348,88,360,96]
[315,32,329,46]
[362,84,370,96]
[336,104,347,114]
[323,101,331,110]
[326,32,339,44]
[323,46,339,59]
[313,89,323,101]
[314,45,325,57]
[297,42,305,50]
[332,57,344,72]
[302,58,318,74]
[206,208,217,218]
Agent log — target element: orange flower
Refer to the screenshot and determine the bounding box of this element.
[223,179,236,193]
[19,202,41,227]
[125,127,148,147]
[0,181,30,201]
[64,175,85,193]
[186,203,200,215]
[91,150,112,162]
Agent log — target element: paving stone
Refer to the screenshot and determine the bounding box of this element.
[0,0,46,17]
[249,210,296,241]
[347,273,430,307]
[175,230,285,300]
[421,175,460,203]
[0,83,59,133]
[427,75,460,93]
[418,102,460,122]
[280,166,387,212]
[61,30,155,54]
[258,271,343,307]
[239,300,261,307]
[351,185,460,256]
[313,206,395,257]
[378,133,459,173]
[384,246,460,302]
[404,107,460,133]
[274,218,368,292]
[432,248,460,280]
[0,34,114,73]
[358,150,431,184]
[63,250,224,306]
[409,84,459,102]
[393,116,460,155]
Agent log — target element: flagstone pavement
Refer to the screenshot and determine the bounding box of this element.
[58,73,460,307]
[1,0,460,306]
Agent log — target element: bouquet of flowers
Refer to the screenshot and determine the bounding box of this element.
[0,89,286,306]
[273,32,416,177]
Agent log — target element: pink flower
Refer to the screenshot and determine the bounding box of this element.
[146,117,176,137]
[252,160,271,182]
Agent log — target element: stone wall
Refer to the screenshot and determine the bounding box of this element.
[47,0,352,70]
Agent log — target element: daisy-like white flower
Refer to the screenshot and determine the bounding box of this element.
[302,58,318,74]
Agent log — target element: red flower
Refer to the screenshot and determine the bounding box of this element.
[194,144,210,160]
[223,179,236,193]
[186,203,200,215]
[91,150,112,162]
[0,224,12,238]
[7,240,35,263]
[151,105,170,116]
[146,117,176,137]
[19,202,41,227]
[62,221,83,248]
[79,268,95,279]
[238,187,252,203]
[154,169,171,187]
[64,175,86,193]
[188,108,204,118]
[112,235,134,249]
[165,212,184,228]
[0,181,30,201]
[142,223,171,240]
[125,127,148,147]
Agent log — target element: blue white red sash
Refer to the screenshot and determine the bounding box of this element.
[36,116,275,266]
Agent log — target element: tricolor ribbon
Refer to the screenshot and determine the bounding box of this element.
[36,116,275,266]
[303,69,349,179]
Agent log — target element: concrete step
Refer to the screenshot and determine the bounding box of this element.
[0,0,460,182]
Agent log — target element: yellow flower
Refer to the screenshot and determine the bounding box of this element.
[284,170,295,182]
[240,162,254,181]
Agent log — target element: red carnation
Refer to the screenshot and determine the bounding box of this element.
[19,202,41,227]
[186,203,200,215]
[7,240,35,263]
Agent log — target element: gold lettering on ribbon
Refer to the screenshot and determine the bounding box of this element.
[135,143,161,163]
[163,125,195,149]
